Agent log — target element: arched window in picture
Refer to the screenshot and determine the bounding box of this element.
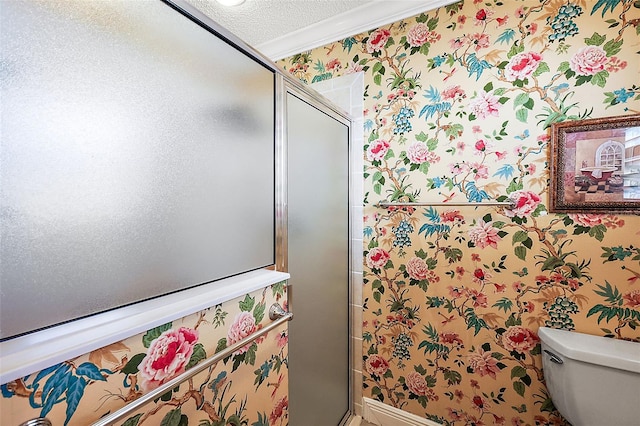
[595,140,624,173]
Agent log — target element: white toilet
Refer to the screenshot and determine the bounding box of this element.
[538,327,640,426]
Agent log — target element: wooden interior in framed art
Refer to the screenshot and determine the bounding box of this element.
[549,114,640,215]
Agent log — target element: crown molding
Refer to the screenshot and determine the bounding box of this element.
[256,0,458,61]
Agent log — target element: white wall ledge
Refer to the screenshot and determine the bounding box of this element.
[0,269,289,384]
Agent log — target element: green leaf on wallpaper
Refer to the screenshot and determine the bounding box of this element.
[513,93,530,107]
[384,148,395,160]
[186,343,206,370]
[511,229,527,244]
[483,81,494,92]
[513,381,526,397]
[506,179,523,194]
[215,337,228,355]
[603,38,623,56]
[419,162,430,175]
[419,43,430,56]
[373,182,382,195]
[591,70,609,87]
[585,32,606,46]
[373,73,382,86]
[444,369,462,385]
[589,224,607,241]
[142,323,172,348]
[507,42,524,58]
[122,414,143,426]
[493,298,513,313]
[514,245,527,261]
[511,365,527,379]
[160,409,182,426]
[532,61,550,76]
[121,353,146,375]
[239,294,255,312]
[557,61,570,73]
[372,62,385,75]
[515,108,528,123]
[415,131,428,142]
[253,302,266,323]
[443,124,463,141]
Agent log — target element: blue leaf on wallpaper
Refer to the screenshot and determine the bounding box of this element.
[495,29,516,45]
[76,362,106,381]
[466,53,492,80]
[423,85,442,103]
[493,164,515,180]
[423,206,441,223]
[364,226,374,237]
[591,0,621,17]
[64,376,86,426]
[32,363,64,388]
[419,222,451,237]
[364,119,375,132]
[465,182,490,202]
[342,37,357,53]
[40,367,71,417]
[41,364,71,406]
[419,101,452,120]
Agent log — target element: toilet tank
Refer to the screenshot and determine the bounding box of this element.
[538,327,640,426]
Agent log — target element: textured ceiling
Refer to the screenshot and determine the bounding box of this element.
[184,0,373,47]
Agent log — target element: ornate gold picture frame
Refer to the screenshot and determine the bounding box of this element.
[549,114,640,215]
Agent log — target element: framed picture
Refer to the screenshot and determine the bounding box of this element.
[549,114,640,215]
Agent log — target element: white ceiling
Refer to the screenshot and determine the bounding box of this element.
[183,0,457,60]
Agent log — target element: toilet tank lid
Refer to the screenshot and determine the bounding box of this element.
[538,327,640,374]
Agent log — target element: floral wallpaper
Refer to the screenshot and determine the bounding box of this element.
[1,283,289,426]
[280,0,640,425]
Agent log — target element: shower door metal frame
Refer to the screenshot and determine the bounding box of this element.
[275,73,355,425]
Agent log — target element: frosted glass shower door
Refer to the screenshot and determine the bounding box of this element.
[0,0,275,340]
[286,92,351,425]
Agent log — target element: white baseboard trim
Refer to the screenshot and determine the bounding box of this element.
[362,397,441,426]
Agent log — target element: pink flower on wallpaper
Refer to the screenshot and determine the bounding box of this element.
[606,56,627,72]
[504,190,541,218]
[367,138,390,161]
[467,288,488,308]
[440,332,463,348]
[472,395,490,412]
[406,142,430,164]
[468,90,500,119]
[502,326,539,354]
[275,330,288,348]
[469,219,502,249]
[570,45,608,76]
[227,311,258,355]
[407,23,440,47]
[504,51,542,81]
[406,256,430,280]
[269,395,289,424]
[366,28,391,53]
[366,247,391,269]
[474,8,493,25]
[570,213,604,227]
[470,33,490,50]
[474,138,488,153]
[442,85,466,100]
[471,162,489,180]
[345,60,364,74]
[441,210,465,225]
[365,354,390,376]
[450,36,465,50]
[623,289,640,307]
[468,348,500,379]
[139,327,198,391]
[405,372,429,396]
[326,58,341,71]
